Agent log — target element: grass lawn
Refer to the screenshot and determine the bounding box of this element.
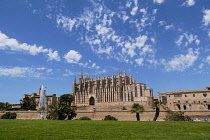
[0,120,210,140]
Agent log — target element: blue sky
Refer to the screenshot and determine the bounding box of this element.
[1,0,210,104]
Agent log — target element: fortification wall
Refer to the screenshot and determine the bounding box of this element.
[0,110,209,121]
[0,111,39,119]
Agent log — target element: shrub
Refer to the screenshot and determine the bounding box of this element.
[1,112,17,119]
[78,116,91,120]
[103,115,118,121]
[164,111,191,121]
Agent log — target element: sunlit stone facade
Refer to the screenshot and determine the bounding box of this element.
[72,72,153,107]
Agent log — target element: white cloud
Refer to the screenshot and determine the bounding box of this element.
[175,33,200,47]
[97,46,113,54]
[165,48,199,72]
[206,55,210,64]
[0,66,51,78]
[165,25,174,30]
[153,9,158,15]
[182,0,195,7]
[153,0,165,4]
[47,49,61,61]
[208,32,210,37]
[135,58,144,66]
[0,32,60,61]
[63,69,75,76]
[203,9,210,26]
[159,21,165,26]
[130,6,138,16]
[64,50,82,63]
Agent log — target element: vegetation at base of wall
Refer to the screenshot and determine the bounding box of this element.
[47,94,76,120]
[103,115,118,121]
[130,103,144,121]
[76,116,91,120]
[122,106,127,110]
[0,120,210,139]
[164,111,192,121]
[1,112,17,119]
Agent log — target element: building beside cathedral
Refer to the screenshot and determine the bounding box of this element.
[158,87,210,111]
[72,72,153,107]
[23,86,59,110]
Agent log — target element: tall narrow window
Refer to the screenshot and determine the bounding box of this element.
[193,94,195,97]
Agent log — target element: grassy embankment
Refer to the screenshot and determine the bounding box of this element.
[0,120,209,140]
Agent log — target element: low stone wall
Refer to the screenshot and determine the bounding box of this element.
[0,111,39,119]
[0,110,210,121]
[75,110,168,121]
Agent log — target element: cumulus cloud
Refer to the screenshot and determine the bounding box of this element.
[165,48,199,72]
[64,50,82,63]
[153,0,165,4]
[0,66,52,78]
[0,32,60,61]
[203,9,210,26]
[182,0,195,7]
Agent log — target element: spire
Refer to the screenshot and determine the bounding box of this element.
[124,71,126,76]
[79,71,83,80]
[73,76,76,83]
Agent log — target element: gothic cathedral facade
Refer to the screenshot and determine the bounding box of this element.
[72,72,153,107]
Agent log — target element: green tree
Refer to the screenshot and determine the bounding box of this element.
[47,94,76,120]
[59,94,74,106]
[131,103,144,121]
[152,101,162,121]
[20,97,36,110]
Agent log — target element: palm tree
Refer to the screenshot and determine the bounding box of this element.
[130,103,144,121]
[152,101,162,121]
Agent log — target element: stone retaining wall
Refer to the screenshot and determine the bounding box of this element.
[0,110,209,121]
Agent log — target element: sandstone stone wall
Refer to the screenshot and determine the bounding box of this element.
[1,110,209,121]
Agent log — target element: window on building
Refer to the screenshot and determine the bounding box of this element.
[194,101,196,103]
[186,101,188,103]
[174,94,182,97]
[203,93,207,97]
[178,100,180,103]
[193,94,195,97]
[198,101,200,103]
[204,101,207,103]
[185,94,187,97]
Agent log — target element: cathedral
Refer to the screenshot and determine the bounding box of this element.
[72,72,153,107]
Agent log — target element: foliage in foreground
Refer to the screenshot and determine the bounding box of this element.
[1,112,17,119]
[164,111,192,121]
[77,116,91,120]
[103,115,118,121]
